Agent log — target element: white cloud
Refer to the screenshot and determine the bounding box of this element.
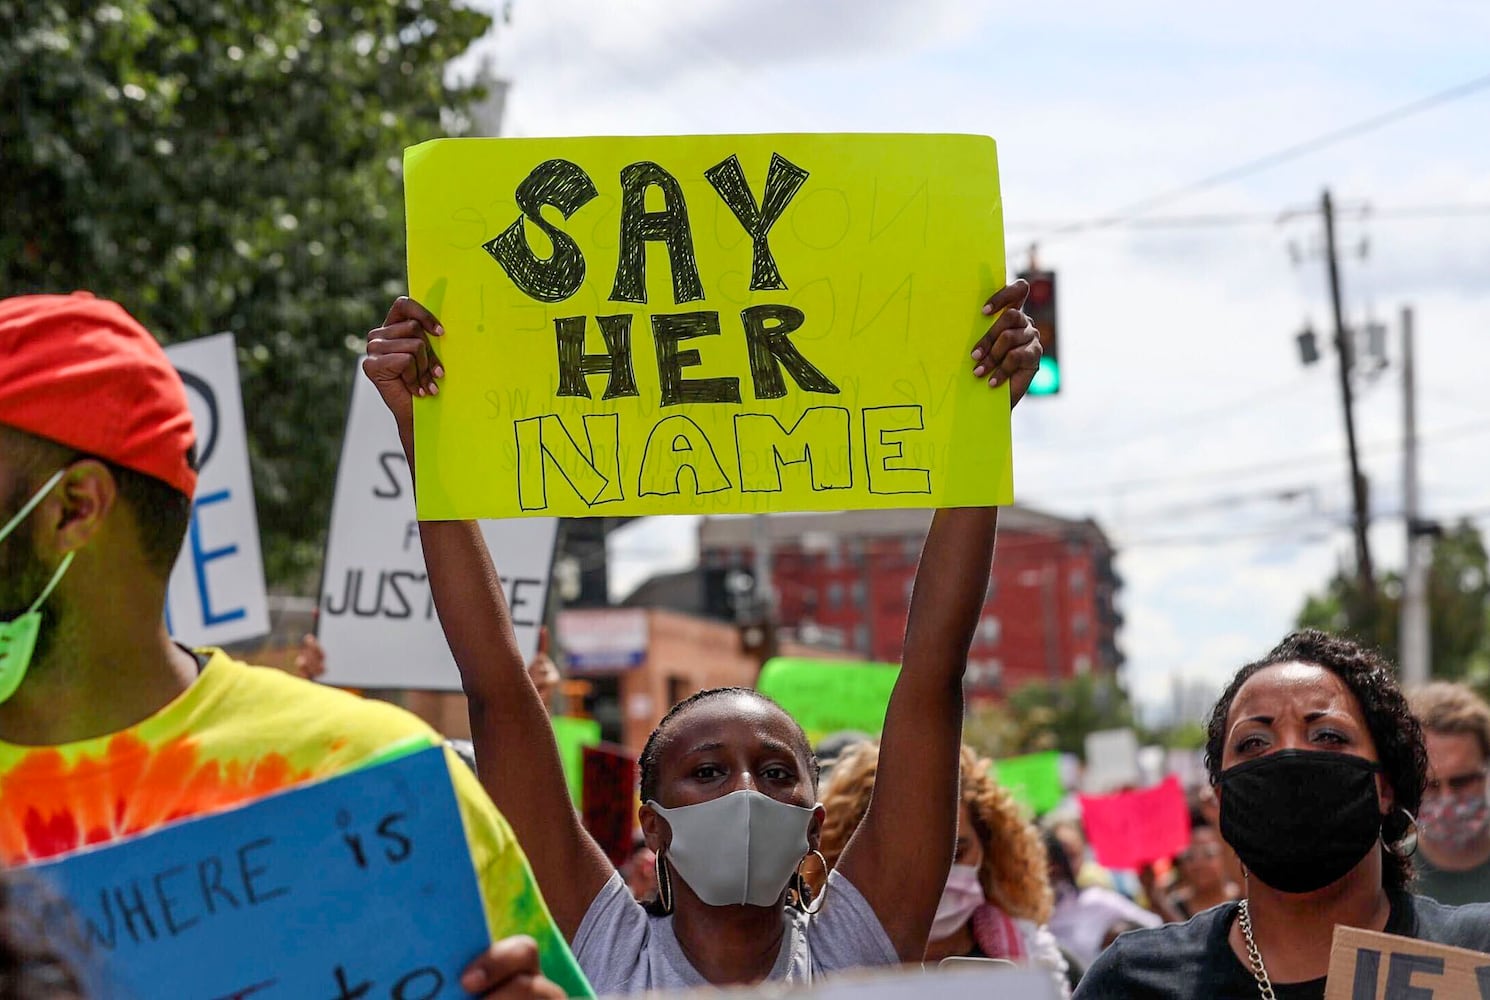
[459,0,1490,713]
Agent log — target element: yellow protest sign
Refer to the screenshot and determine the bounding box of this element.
[404,134,1010,519]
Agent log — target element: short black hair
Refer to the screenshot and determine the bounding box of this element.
[1,425,195,580]
[102,456,194,579]
[1204,629,1426,894]
[638,687,820,804]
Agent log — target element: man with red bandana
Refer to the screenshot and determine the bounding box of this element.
[0,293,589,998]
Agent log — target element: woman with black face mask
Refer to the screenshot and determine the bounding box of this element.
[1075,630,1490,999]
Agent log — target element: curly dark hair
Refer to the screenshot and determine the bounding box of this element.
[1203,629,1427,894]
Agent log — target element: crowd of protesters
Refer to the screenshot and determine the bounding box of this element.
[5,287,1490,1000]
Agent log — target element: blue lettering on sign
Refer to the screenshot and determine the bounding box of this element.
[190,489,246,627]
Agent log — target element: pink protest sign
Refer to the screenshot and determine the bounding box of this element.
[1078,774,1191,870]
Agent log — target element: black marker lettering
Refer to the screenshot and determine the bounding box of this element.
[484,159,598,303]
[704,153,809,291]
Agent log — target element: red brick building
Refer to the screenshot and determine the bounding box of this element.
[696,507,1122,697]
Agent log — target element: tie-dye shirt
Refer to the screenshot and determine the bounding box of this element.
[0,649,591,998]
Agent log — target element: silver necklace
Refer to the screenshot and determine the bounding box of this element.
[1237,899,1277,1000]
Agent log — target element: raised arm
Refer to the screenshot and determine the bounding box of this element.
[365,298,614,939]
[835,281,1039,960]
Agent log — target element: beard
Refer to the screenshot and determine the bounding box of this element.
[0,480,64,664]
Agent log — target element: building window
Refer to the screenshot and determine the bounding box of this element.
[1073,654,1092,676]
[1072,614,1089,637]
[903,537,922,564]
[854,623,870,654]
[978,616,1001,646]
[1070,568,1087,594]
[827,582,844,610]
[851,580,866,606]
[903,576,916,602]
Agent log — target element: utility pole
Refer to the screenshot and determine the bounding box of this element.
[1322,189,1377,601]
[1400,305,1431,686]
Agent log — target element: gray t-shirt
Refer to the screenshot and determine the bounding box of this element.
[1414,851,1490,906]
[573,870,899,995]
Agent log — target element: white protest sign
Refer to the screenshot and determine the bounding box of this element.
[1083,727,1142,794]
[670,964,1059,1000]
[318,371,558,690]
[164,333,270,647]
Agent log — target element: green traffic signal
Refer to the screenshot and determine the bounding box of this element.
[1027,355,1061,396]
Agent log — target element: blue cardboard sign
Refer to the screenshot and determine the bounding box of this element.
[20,747,488,1000]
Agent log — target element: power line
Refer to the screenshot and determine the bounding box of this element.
[1030,70,1490,240]
[1024,416,1490,500]
[1054,373,1317,454]
[1008,202,1490,234]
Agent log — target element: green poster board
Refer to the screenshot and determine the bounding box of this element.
[991,750,1065,816]
[756,657,901,745]
[552,715,602,806]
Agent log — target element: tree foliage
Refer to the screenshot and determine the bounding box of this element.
[966,673,1143,760]
[1298,520,1490,683]
[2,0,492,585]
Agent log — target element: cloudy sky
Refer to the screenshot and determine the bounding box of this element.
[462,0,1490,719]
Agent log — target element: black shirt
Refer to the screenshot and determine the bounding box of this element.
[1074,894,1490,999]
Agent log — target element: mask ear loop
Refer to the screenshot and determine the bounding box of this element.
[0,469,68,541]
[791,850,829,915]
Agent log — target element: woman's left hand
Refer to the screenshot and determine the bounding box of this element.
[460,937,567,998]
[970,279,1042,406]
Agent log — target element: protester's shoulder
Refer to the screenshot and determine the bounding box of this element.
[572,872,652,993]
[1407,893,1490,951]
[800,869,899,971]
[200,649,438,744]
[1074,906,1229,999]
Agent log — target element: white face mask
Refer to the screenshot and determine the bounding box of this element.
[931,863,986,940]
[647,789,816,908]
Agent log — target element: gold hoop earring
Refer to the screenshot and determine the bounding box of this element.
[791,850,828,915]
[657,855,675,915]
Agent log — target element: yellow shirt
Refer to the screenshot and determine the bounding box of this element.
[0,649,591,998]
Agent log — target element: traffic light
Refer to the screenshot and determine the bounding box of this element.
[1017,269,1060,395]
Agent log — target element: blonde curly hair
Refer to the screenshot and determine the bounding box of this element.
[817,741,1053,924]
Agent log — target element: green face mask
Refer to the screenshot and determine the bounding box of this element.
[0,469,74,704]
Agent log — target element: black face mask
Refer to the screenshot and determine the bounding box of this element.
[1219,750,1385,894]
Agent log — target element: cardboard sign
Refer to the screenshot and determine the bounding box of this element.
[756,658,900,744]
[163,333,270,647]
[319,371,558,690]
[991,751,1064,816]
[1325,925,1490,999]
[1078,775,1191,870]
[404,133,1011,520]
[20,747,489,1000]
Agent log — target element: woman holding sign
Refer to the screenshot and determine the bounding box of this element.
[1075,631,1490,999]
[364,282,1042,993]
